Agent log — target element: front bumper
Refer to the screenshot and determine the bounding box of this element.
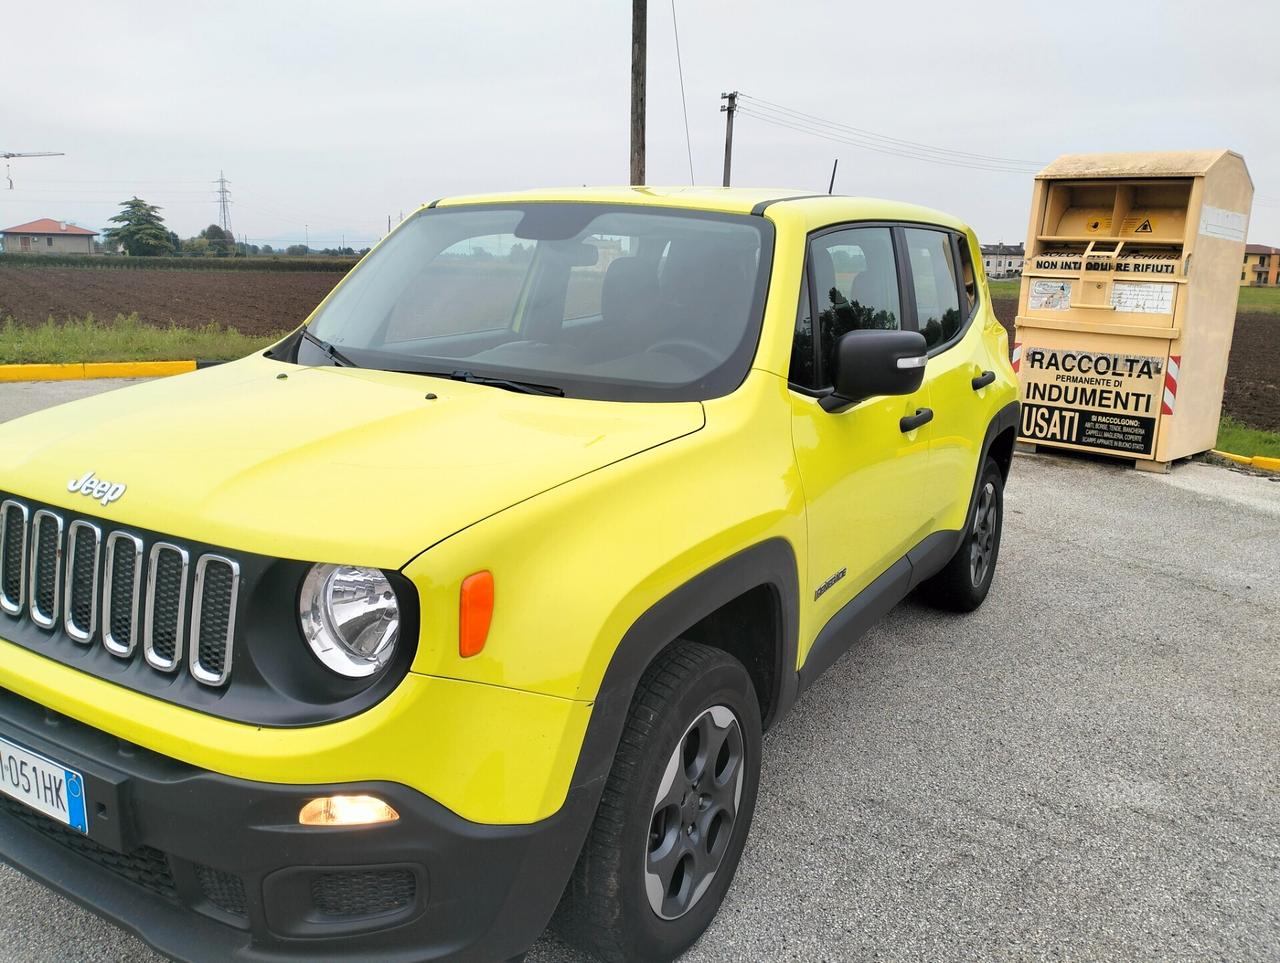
[0,685,599,962]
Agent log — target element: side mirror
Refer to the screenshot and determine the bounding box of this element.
[820,329,928,413]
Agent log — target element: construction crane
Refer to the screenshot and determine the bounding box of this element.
[2,151,65,189]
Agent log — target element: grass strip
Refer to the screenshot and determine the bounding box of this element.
[0,314,282,364]
[1216,414,1280,459]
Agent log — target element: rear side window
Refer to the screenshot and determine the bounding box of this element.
[810,227,901,384]
[956,234,978,314]
[903,228,962,349]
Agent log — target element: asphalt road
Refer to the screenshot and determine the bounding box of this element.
[1,378,1278,962]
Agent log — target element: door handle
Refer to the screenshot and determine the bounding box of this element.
[899,408,933,433]
[971,370,996,390]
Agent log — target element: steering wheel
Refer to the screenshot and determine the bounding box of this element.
[647,339,721,369]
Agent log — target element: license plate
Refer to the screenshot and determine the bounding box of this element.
[0,735,88,833]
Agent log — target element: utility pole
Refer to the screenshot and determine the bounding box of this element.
[630,0,646,185]
[215,170,233,237]
[720,91,738,187]
[304,224,309,252]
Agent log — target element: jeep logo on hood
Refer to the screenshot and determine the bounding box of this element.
[68,471,127,506]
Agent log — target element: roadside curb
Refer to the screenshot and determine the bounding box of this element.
[1211,449,1280,473]
[0,360,223,383]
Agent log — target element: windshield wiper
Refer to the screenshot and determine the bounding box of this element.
[301,328,359,368]
[444,369,564,397]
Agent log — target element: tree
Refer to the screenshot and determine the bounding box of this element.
[103,197,173,256]
[284,244,309,256]
[199,224,240,256]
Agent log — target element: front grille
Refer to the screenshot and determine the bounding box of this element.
[0,500,27,615]
[311,868,416,920]
[103,532,142,657]
[194,863,249,918]
[64,521,101,642]
[0,500,238,688]
[0,795,178,903]
[191,556,238,686]
[29,511,63,628]
[144,544,188,671]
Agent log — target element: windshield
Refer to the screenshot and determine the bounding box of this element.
[301,203,774,401]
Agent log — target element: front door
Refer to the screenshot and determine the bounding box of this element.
[788,225,933,657]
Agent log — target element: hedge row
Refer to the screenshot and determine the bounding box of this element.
[0,253,358,273]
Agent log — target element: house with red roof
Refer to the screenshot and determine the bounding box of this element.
[0,218,98,255]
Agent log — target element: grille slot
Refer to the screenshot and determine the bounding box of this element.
[194,863,249,919]
[0,796,178,903]
[144,543,189,672]
[0,500,28,616]
[28,510,64,629]
[310,868,416,920]
[103,532,143,657]
[190,556,238,687]
[64,521,102,643]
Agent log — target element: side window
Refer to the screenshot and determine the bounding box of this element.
[810,227,901,384]
[904,228,962,350]
[789,281,816,387]
[956,234,978,314]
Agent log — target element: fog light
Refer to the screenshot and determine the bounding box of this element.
[299,795,400,827]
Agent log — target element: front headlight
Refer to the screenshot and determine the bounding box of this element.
[299,564,400,678]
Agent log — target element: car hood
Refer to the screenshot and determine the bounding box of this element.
[0,356,705,568]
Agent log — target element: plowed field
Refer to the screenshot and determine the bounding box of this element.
[0,268,346,335]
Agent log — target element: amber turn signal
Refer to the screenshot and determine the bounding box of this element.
[298,794,400,827]
[459,571,495,658]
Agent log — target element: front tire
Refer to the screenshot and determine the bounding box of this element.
[554,642,762,962]
[919,457,1005,612]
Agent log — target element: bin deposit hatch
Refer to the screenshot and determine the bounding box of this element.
[1013,150,1252,471]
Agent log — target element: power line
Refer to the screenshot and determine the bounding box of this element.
[735,93,1044,174]
[670,0,694,185]
[737,107,1040,174]
[738,93,1045,167]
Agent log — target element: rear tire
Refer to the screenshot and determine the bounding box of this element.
[919,458,1004,612]
[553,642,762,962]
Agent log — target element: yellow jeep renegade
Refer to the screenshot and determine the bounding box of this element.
[0,188,1017,962]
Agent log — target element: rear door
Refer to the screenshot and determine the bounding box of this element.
[789,224,934,646]
[899,226,986,528]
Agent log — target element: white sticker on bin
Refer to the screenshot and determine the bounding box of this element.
[1198,204,1248,242]
[1110,281,1175,314]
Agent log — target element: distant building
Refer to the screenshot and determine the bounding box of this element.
[1241,243,1279,286]
[981,242,1024,279]
[0,218,98,254]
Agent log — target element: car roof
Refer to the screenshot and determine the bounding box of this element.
[426,187,971,234]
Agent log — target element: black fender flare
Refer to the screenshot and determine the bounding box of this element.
[980,399,1021,481]
[567,537,800,793]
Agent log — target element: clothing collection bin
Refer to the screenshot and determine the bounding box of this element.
[1014,150,1252,471]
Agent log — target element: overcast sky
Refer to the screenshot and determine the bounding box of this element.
[2,1,1277,249]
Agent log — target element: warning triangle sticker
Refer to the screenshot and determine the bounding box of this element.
[1134,218,1153,233]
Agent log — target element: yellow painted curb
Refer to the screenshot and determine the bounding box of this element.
[0,360,197,382]
[1211,449,1280,473]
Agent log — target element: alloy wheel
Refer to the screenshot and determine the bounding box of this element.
[969,480,998,587]
[644,704,745,920]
